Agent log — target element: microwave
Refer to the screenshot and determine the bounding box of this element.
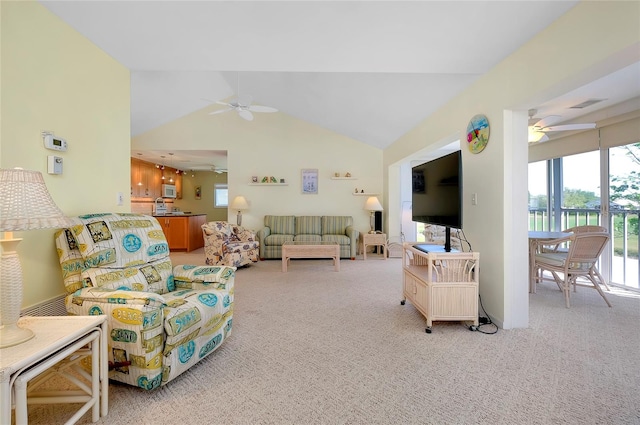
[162,184,177,198]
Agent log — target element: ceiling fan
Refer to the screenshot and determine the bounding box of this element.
[208,74,277,121]
[528,109,596,143]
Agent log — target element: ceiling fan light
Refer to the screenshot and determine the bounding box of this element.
[528,128,546,143]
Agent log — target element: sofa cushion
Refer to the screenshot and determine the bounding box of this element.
[294,234,322,243]
[295,216,322,235]
[70,213,169,269]
[202,221,234,238]
[80,258,175,294]
[264,215,296,235]
[264,234,295,246]
[322,216,353,235]
[322,234,350,245]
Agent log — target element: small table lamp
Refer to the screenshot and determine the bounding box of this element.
[230,195,249,226]
[0,168,72,348]
[364,196,383,234]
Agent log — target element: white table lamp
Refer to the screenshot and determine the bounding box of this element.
[0,168,72,348]
[364,196,383,234]
[230,195,249,226]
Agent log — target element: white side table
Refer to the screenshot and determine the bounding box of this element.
[362,233,388,260]
[0,315,108,424]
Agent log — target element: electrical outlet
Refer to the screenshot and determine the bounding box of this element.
[472,193,478,205]
[116,192,124,206]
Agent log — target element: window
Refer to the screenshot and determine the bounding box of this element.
[214,184,228,208]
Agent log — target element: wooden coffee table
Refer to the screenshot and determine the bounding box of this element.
[282,241,340,272]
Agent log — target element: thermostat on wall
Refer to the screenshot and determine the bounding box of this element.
[43,133,67,151]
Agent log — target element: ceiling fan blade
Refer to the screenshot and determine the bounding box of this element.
[534,115,562,128]
[238,110,254,121]
[542,123,596,132]
[208,108,232,115]
[216,100,232,106]
[248,105,278,113]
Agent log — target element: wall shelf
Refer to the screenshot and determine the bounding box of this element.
[331,177,357,180]
[248,183,289,186]
[353,193,378,196]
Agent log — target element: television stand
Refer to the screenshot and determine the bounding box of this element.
[401,242,479,333]
[413,244,459,254]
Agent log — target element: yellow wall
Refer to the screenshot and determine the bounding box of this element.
[133,109,382,233]
[175,171,229,222]
[1,1,130,307]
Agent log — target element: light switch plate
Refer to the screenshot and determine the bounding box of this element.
[47,155,63,175]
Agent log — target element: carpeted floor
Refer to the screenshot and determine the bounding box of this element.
[26,250,640,424]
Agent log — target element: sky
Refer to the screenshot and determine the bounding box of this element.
[528,146,637,196]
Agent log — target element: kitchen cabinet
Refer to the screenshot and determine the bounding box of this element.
[155,215,206,252]
[131,158,161,200]
[174,173,183,199]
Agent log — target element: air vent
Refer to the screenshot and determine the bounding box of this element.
[21,294,67,317]
[569,99,606,109]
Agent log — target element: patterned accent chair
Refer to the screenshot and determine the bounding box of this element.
[422,224,463,251]
[54,213,235,390]
[201,221,259,268]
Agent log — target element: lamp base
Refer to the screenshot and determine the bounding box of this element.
[0,323,34,348]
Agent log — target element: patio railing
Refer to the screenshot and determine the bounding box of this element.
[529,207,640,288]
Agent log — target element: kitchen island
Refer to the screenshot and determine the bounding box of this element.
[153,213,207,252]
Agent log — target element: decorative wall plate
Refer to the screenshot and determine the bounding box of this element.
[466,114,490,154]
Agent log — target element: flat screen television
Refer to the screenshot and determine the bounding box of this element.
[411,150,462,252]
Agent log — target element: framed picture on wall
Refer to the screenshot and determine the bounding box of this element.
[195,186,202,200]
[301,169,318,194]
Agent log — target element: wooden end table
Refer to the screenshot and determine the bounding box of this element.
[0,315,108,424]
[362,232,388,260]
[282,241,340,272]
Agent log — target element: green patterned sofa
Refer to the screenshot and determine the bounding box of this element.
[258,215,358,260]
[55,213,234,390]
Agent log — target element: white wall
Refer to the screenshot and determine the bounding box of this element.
[1,2,130,307]
[384,1,640,328]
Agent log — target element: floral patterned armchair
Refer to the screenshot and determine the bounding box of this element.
[202,221,259,268]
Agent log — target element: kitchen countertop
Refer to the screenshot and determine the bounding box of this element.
[152,213,206,217]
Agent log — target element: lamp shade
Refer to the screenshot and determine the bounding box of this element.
[364,196,383,212]
[0,168,71,231]
[230,196,249,211]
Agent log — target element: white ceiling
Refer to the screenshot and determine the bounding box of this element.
[40,1,640,170]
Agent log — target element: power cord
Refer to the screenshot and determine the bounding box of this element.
[459,228,472,252]
[468,294,498,334]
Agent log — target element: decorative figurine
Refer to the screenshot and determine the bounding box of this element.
[345,172,351,177]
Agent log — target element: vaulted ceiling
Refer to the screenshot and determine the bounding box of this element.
[40,1,639,170]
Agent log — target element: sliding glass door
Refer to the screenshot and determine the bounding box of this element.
[609,144,640,289]
[528,144,640,290]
